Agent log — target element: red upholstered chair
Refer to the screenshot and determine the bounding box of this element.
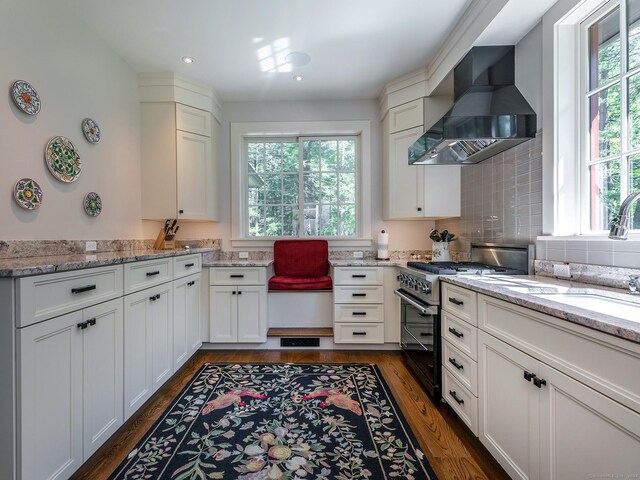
[268,240,332,290]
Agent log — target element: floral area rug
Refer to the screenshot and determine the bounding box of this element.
[108,363,438,480]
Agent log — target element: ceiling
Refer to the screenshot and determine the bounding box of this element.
[61,0,473,102]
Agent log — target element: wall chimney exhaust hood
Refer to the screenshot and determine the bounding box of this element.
[408,46,536,166]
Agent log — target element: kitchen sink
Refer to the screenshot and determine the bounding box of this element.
[531,293,640,322]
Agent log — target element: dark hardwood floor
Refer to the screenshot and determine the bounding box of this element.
[72,350,509,480]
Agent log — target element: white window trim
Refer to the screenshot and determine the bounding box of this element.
[230,121,372,248]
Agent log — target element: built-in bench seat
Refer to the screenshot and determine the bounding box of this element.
[268,275,332,290]
[268,239,332,291]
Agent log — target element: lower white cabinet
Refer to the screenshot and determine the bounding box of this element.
[124,282,173,420]
[173,272,202,370]
[18,297,123,480]
[479,330,640,480]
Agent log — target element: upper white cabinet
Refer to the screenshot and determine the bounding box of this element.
[141,102,218,221]
[382,97,461,220]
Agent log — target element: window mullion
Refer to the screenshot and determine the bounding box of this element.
[620,0,629,200]
[298,137,304,237]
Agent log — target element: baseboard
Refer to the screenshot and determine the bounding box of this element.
[200,341,401,351]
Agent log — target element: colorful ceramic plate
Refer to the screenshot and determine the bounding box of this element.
[45,136,81,183]
[10,80,41,115]
[81,118,101,144]
[84,192,102,216]
[14,178,43,210]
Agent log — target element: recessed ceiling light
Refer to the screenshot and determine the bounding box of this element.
[182,56,195,64]
[293,75,304,82]
[285,51,311,67]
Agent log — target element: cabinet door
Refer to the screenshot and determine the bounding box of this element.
[173,278,189,370]
[538,363,640,479]
[18,311,84,480]
[176,130,213,220]
[385,126,424,219]
[186,274,202,356]
[237,286,267,343]
[210,286,237,342]
[150,284,174,391]
[123,289,153,419]
[82,298,124,458]
[478,331,540,480]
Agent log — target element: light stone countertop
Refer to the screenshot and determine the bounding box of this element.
[441,275,640,343]
[0,248,213,278]
[329,259,405,267]
[204,259,274,267]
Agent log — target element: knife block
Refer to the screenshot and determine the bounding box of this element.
[153,229,176,250]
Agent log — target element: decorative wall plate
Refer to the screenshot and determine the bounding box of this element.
[10,80,41,115]
[83,192,102,216]
[14,178,43,210]
[45,136,81,182]
[81,118,101,144]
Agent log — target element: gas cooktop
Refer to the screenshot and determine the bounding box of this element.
[406,261,525,276]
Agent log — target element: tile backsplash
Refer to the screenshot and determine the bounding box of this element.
[535,237,640,269]
[436,133,543,260]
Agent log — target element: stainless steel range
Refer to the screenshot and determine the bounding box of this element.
[394,243,534,399]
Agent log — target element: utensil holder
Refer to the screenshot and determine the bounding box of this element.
[432,242,451,262]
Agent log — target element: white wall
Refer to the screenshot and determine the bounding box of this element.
[167,99,435,251]
[516,21,543,130]
[0,0,144,240]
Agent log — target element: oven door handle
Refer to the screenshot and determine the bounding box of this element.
[394,289,437,315]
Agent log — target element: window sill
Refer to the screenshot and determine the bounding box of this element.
[230,237,373,248]
[537,235,640,242]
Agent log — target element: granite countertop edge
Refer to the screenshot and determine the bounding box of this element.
[329,259,405,267]
[0,248,214,278]
[440,276,640,344]
[203,260,274,267]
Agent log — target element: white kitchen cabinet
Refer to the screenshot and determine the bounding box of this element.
[123,282,173,419]
[173,272,202,370]
[18,297,123,480]
[141,102,217,221]
[209,267,267,343]
[382,98,460,220]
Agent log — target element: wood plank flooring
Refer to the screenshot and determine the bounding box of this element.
[71,351,509,480]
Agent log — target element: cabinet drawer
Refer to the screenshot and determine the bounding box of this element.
[442,282,477,325]
[333,267,383,285]
[334,286,384,304]
[334,304,384,323]
[442,310,478,360]
[443,368,478,436]
[173,254,202,279]
[388,99,424,133]
[124,258,173,294]
[443,340,478,395]
[16,265,123,328]
[334,323,384,344]
[209,267,266,285]
[176,103,210,137]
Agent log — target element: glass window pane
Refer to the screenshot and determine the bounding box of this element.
[630,73,640,150]
[282,206,299,236]
[265,174,282,204]
[265,206,282,236]
[339,173,356,203]
[248,206,265,237]
[589,8,621,90]
[303,140,320,171]
[303,204,319,236]
[320,205,339,236]
[590,160,621,231]
[321,173,338,203]
[303,173,320,203]
[320,141,338,171]
[248,142,264,172]
[339,204,356,236]
[248,181,263,204]
[264,143,283,173]
[282,174,299,204]
[630,154,640,229]
[629,0,640,69]
[282,142,299,172]
[338,140,356,171]
[589,84,621,160]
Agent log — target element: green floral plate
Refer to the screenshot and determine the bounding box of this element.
[83,192,102,216]
[14,178,43,210]
[45,136,81,183]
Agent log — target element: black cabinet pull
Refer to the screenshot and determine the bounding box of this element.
[150,294,161,301]
[146,271,160,277]
[185,263,195,267]
[524,371,536,382]
[352,274,366,278]
[417,207,422,212]
[187,281,195,287]
[230,274,245,278]
[448,297,464,306]
[71,285,96,294]
[449,358,464,370]
[87,318,97,327]
[448,327,464,338]
[353,331,367,336]
[238,291,242,295]
[449,390,464,405]
[77,321,88,330]
[179,209,184,214]
[232,291,236,295]
[352,312,367,316]
[420,332,433,337]
[533,377,547,388]
[352,293,367,297]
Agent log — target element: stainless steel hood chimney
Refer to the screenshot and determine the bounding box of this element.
[408,46,536,166]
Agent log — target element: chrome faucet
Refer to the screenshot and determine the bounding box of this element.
[608,190,640,240]
[629,275,640,295]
